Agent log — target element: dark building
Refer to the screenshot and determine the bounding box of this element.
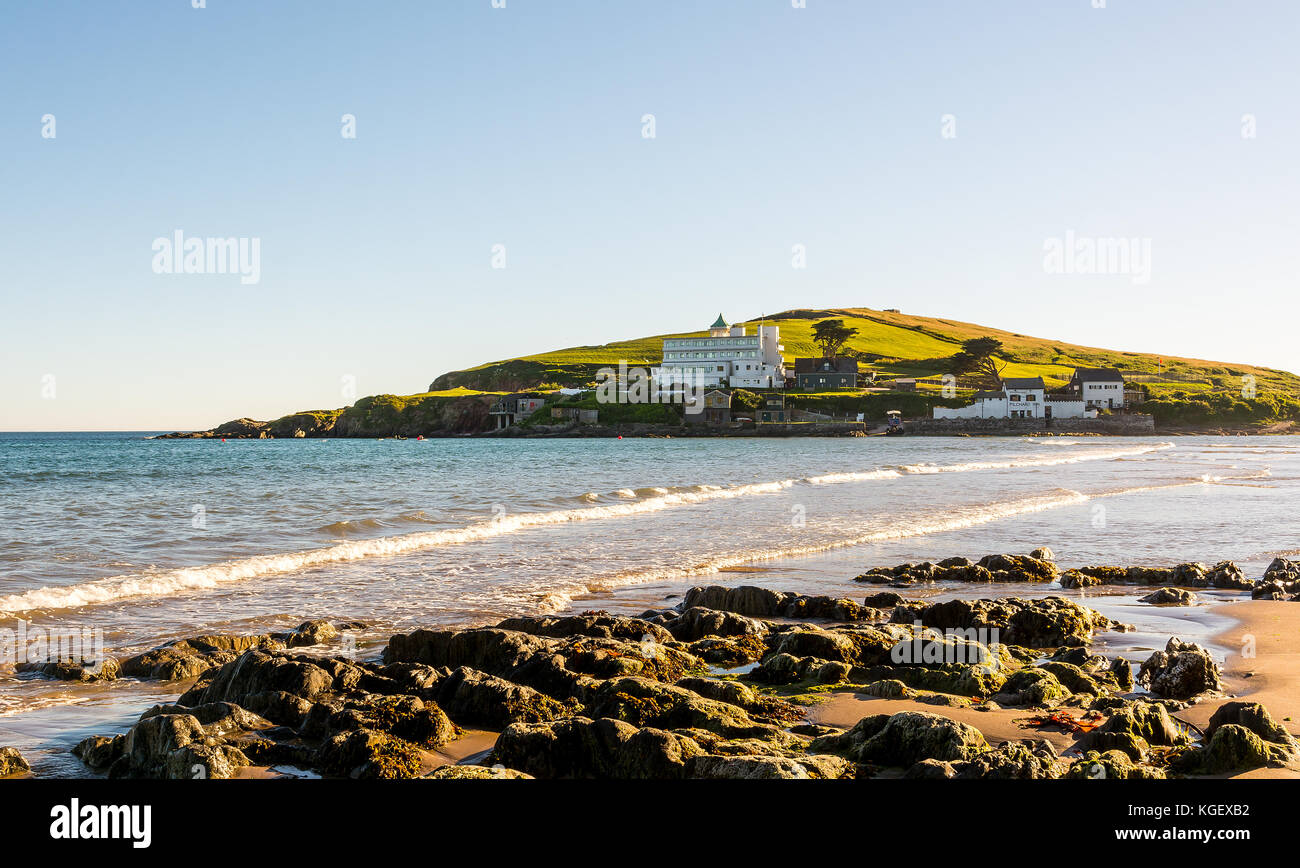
[758,394,787,423]
[794,357,859,391]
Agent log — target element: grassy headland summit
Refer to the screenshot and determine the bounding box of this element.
[164,307,1300,439]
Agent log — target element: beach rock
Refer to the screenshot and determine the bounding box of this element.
[666,607,765,641]
[1198,726,1282,774]
[1139,588,1195,605]
[686,634,767,666]
[1137,638,1221,699]
[1206,561,1253,590]
[680,585,790,617]
[1066,749,1166,780]
[855,554,1057,585]
[179,650,338,714]
[16,657,120,683]
[212,418,269,438]
[863,679,910,698]
[1252,581,1292,601]
[426,765,534,779]
[895,596,1113,648]
[1087,703,1188,749]
[281,620,341,648]
[73,735,126,770]
[1110,656,1134,691]
[1059,570,1101,589]
[1195,701,1299,772]
[432,666,569,728]
[994,668,1070,707]
[1173,704,1300,774]
[0,747,30,777]
[1264,557,1300,584]
[122,633,284,681]
[490,716,701,779]
[499,613,673,645]
[585,676,775,738]
[685,754,853,780]
[108,712,250,780]
[809,711,988,766]
[904,758,956,779]
[323,695,456,748]
[1037,661,1109,695]
[315,728,423,779]
[749,652,814,685]
[862,591,905,608]
[1172,562,1210,587]
[1030,547,1055,562]
[950,739,1062,779]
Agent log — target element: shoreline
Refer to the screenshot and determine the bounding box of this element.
[6,552,1299,780]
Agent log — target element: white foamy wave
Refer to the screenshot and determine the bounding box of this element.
[898,442,1173,475]
[804,468,904,484]
[0,442,1176,616]
[584,490,1093,591]
[0,478,799,615]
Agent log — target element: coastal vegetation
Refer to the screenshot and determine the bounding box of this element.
[172,306,1300,437]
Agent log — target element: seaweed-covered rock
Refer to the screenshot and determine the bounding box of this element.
[1089,702,1189,748]
[498,613,673,644]
[426,764,533,779]
[316,728,423,779]
[950,739,1062,779]
[1059,570,1101,589]
[1206,561,1253,590]
[1139,588,1195,605]
[809,711,988,766]
[73,735,125,770]
[432,666,569,728]
[894,596,1114,648]
[1179,701,1300,773]
[994,668,1070,707]
[685,754,853,779]
[16,657,120,683]
[490,717,703,779]
[281,620,341,648]
[1066,749,1166,780]
[0,747,30,777]
[585,677,774,738]
[122,633,285,681]
[108,712,250,779]
[686,634,767,666]
[665,607,765,641]
[1137,638,1220,699]
[862,591,905,608]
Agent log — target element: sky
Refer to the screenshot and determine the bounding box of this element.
[2,0,1297,431]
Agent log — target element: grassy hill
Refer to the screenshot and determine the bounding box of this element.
[431,306,1300,398]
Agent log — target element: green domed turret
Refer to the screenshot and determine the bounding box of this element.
[710,313,729,329]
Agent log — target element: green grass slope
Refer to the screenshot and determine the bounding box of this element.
[431,306,1300,399]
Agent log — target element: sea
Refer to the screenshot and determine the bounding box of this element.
[2,431,1297,776]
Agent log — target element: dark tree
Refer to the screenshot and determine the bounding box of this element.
[811,319,859,358]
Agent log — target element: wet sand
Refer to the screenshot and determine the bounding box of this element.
[807,599,1300,779]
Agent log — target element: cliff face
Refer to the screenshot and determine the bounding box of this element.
[160,395,497,439]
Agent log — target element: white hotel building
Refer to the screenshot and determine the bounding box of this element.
[653,315,787,389]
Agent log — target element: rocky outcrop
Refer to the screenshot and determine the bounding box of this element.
[1139,588,1195,605]
[855,553,1058,586]
[1137,638,1221,699]
[1170,701,1299,774]
[891,596,1119,648]
[678,585,877,621]
[809,711,988,766]
[0,747,30,777]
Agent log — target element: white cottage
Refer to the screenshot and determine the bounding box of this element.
[1069,368,1127,410]
[934,376,1095,421]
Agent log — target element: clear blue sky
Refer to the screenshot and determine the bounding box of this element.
[3,0,1296,430]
